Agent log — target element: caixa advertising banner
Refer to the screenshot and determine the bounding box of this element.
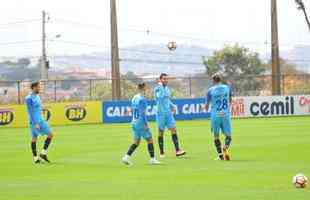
[102,95,310,123]
[102,98,210,123]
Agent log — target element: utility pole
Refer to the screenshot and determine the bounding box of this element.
[110,0,121,100]
[271,0,281,95]
[41,10,48,80]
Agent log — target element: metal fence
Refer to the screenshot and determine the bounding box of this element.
[0,74,309,105]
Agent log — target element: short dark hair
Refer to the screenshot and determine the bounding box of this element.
[159,73,168,79]
[137,82,146,90]
[30,82,40,89]
[212,74,221,83]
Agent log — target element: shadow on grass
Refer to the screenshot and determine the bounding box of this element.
[226,159,258,162]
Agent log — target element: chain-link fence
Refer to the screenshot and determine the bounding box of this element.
[0,74,309,105]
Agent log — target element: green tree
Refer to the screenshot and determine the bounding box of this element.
[120,79,140,100]
[203,44,266,95]
[91,81,112,100]
[91,79,139,100]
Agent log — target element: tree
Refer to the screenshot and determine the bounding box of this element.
[122,71,142,84]
[203,44,266,95]
[0,58,40,81]
[91,79,138,100]
[17,58,31,68]
[277,59,310,95]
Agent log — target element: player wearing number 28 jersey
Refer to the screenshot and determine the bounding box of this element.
[205,74,233,161]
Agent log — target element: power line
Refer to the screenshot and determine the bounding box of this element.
[49,17,269,46]
[52,18,106,30]
[50,40,310,61]
[120,58,203,65]
[0,19,40,29]
[51,16,310,47]
[119,48,204,57]
[49,40,109,49]
[121,28,310,47]
[0,19,40,26]
[26,54,310,64]
[0,40,41,46]
[49,40,204,57]
[1,40,310,64]
[120,28,272,46]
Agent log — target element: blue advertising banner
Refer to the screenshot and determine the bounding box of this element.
[102,98,210,123]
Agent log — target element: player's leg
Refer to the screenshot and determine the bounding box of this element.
[122,127,141,165]
[39,121,53,163]
[30,125,40,163]
[127,139,141,156]
[222,116,232,161]
[156,114,165,157]
[31,136,40,163]
[122,139,140,165]
[167,113,186,157]
[144,131,160,165]
[158,129,165,157]
[169,127,186,157]
[212,117,224,160]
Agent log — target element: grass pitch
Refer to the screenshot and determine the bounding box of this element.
[0,117,309,200]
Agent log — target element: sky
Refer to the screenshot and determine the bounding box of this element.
[0,0,309,57]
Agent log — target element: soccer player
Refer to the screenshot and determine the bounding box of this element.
[205,74,233,161]
[25,82,53,163]
[154,73,186,157]
[122,83,160,165]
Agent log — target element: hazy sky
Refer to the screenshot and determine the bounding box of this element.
[0,0,309,57]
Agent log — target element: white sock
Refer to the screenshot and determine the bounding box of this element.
[34,156,39,161]
[124,154,130,159]
[41,149,48,155]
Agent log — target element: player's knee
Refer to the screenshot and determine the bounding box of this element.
[31,137,37,142]
[214,136,220,140]
[48,133,54,139]
[147,138,153,144]
[158,130,164,137]
[170,127,177,134]
[134,140,141,146]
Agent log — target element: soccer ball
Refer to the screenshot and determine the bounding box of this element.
[292,174,308,188]
[167,41,177,51]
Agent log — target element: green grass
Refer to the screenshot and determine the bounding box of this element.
[0,117,310,200]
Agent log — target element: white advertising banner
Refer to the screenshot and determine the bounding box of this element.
[231,95,310,118]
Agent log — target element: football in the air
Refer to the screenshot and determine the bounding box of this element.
[292,174,308,188]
